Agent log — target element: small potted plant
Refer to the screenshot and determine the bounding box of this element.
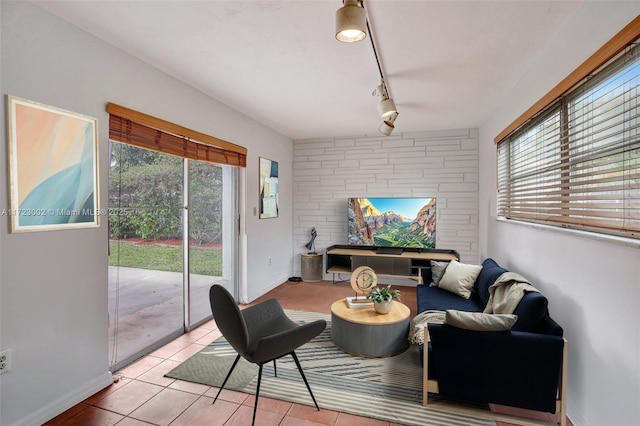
[367,285,401,314]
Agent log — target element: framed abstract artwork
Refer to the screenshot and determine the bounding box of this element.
[6,95,99,233]
[259,157,278,219]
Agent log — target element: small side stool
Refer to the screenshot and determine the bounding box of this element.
[301,253,323,282]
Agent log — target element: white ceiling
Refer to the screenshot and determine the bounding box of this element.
[33,1,585,140]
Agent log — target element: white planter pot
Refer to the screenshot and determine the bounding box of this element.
[373,300,393,314]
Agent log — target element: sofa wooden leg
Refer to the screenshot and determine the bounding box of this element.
[558,338,568,426]
[423,324,429,407]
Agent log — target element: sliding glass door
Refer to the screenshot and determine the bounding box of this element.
[108,142,237,370]
[187,160,236,327]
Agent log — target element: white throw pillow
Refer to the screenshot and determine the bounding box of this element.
[437,260,482,299]
[445,310,518,331]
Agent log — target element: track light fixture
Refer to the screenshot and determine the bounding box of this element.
[374,82,397,118]
[379,112,399,136]
[335,0,399,135]
[335,0,367,43]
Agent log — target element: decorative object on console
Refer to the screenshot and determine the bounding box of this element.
[347,265,376,308]
[367,284,400,314]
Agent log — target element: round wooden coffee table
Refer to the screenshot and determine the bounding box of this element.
[330,298,410,357]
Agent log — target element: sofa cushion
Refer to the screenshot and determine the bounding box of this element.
[429,260,450,287]
[445,310,517,332]
[474,258,509,306]
[417,284,484,313]
[438,260,483,299]
[511,291,549,332]
[420,266,433,285]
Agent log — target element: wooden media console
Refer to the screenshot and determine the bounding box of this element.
[325,245,459,284]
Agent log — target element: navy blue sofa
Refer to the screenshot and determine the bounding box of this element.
[418,258,567,424]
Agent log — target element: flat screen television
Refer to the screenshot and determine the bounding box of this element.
[347,197,436,248]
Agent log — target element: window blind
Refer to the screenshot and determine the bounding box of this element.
[497,40,640,239]
[107,103,247,167]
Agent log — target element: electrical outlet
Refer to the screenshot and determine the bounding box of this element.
[268,257,272,266]
[0,350,11,374]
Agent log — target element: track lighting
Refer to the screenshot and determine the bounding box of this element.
[336,0,399,132]
[378,97,397,118]
[335,0,367,43]
[379,112,399,136]
[374,82,397,118]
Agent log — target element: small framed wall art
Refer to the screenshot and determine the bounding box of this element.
[259,157,279,219]
[6,95,99,233]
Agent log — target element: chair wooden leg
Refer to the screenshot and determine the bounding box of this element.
[213,354,241,405]
[252,363,264,426]
[290,351,320,411]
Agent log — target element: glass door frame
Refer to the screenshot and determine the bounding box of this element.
[108,142,240,370]
[183,160,240,331]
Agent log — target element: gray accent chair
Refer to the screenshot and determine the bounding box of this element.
[209,284,326,425]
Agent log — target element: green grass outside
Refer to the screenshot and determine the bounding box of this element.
[108,240,222,276]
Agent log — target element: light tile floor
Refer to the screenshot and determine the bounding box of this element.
[45,280,567,426]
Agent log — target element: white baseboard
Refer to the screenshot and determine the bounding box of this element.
[11,371,113,426]
[246,275,290,303]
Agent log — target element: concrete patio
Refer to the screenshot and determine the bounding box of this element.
[108,266,232,368]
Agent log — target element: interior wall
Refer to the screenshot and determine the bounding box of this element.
[479,4,640,426]
[0,2,293,425]
[292,128,480,281]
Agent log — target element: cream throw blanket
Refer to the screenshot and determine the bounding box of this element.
[483,271,539,314]
[409,310,446,344]
[410,272,539,344]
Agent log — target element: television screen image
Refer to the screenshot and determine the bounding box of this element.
[347,197,436,248]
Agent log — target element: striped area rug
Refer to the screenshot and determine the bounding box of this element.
[165,310,493,426]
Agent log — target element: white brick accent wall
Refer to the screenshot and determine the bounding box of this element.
[293,128,479,278]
